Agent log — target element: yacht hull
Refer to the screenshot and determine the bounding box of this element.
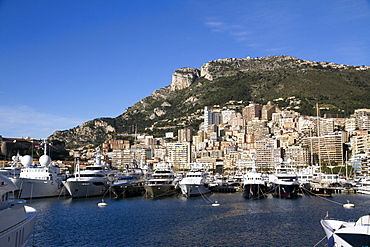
[320,219,370,247]
[272,184,299,199]
[179,184,211,197]
[62,181,109,198]
[0,205,37,247]
[243,184,267,199]
[10,177,67,199]
[357,189,370,195]
[211,184,237,193]
[144,184,178,198]
[111,183,145,198]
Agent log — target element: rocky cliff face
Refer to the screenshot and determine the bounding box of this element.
[200,56,301,81]
[171,67,201,90]
[51,119,116,147]
[170,56,302,90]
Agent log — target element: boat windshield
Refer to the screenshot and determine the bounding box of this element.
[155,171,171,174]
[86,166,109,171]
[72,174,105,178]
[153,175,173,179]
[337,233,370,246]
[186,175,201,177]
[282,178,297,182]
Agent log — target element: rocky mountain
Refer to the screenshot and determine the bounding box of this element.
[49,55,370,148]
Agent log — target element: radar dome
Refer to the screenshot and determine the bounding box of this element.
[39,155,51,167]
[21,155,33,167]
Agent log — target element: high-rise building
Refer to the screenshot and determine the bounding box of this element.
[166,142,191,171]
[221,109,237,124]
[204,106,214,127]
[261,101,278,120]
[345,109,370,133]
[349,153,367,173]
[350,130,370,155]
[243,103,262,122]
[111,148,149,169]
[284,145,309,167]
[178,128,193,142]
[319,118,335,135]
[304,132,345,165]
[246,120,270,141]
[255,138,281,169]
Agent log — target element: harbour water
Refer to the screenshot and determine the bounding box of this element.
[26,192,370,247]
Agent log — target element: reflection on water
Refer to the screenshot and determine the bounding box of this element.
[26,193,370,246]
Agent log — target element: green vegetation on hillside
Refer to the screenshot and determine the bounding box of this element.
[49,57,370,147]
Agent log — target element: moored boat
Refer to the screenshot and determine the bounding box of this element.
[211,183,238,193]
[144,162,179,198]
[63,147,117,198]
[321,214,370,247]
[9,140,68,199]
[110,167,146,198]
[0,174,37,247]
[357,177,370,195]
[270,162,299,199]
[179,163,211,197]
[243,165,267,199]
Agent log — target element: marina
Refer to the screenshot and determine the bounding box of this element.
[23,191,370,246]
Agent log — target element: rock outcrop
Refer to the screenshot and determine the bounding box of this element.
[201,56,300,81]
[50,119,115,146]
[171,67,201,90]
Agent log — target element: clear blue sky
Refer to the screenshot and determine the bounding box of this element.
[1,0,369,139]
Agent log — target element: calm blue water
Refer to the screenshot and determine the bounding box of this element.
[25,192,370,247]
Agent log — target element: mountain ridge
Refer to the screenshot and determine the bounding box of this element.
[49,55,370,148]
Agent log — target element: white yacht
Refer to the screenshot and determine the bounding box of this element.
[270,162,299,199]
[243,165,267,200]
[9,141,68,199]
[321,214,370,247]
[0,174,37,247]
[296,166,346,185]
[356,177,370,195]
[179,163,211,197]
[63,147,117,198]
[144,162,179,198]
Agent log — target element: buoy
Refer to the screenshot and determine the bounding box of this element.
[98,199,108,207]
[343,200,355,208]
[212,201,220,207]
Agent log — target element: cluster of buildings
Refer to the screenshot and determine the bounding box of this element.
[3,101,370,176]
[98,101,370,175]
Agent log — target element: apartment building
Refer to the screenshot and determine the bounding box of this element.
[166,142,191,171]
[111,147,150,169]
[304,132,345,165]
[178,128,193,142]
[246,119,270,141]
[242,103,262,122]
[102,139,130,152]
[261,101,279,120]
[255,138,281,169]
[283,145,309,167]
[350,130,370,155]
